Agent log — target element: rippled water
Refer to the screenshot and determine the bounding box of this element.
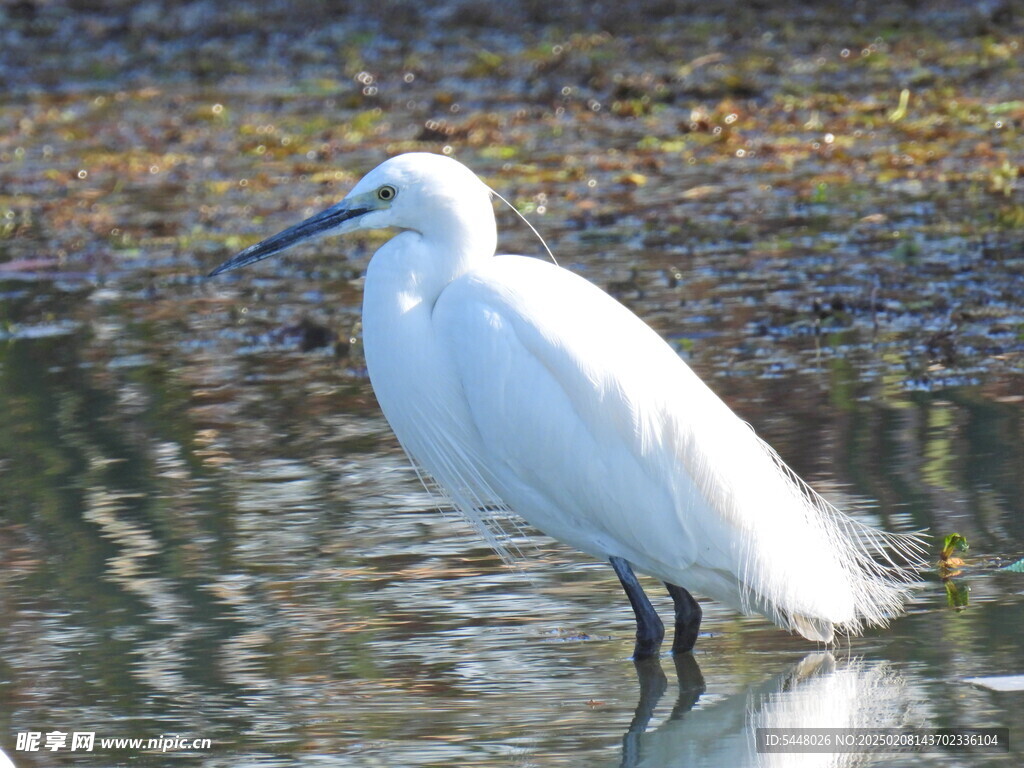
[3,2,1024,766]
[3,242,1023,767]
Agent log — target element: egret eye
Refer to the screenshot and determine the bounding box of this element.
[377,184,397,202]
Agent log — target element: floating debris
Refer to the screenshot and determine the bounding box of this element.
[964,675,1024,692]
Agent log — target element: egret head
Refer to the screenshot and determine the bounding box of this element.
[208,152,495,277]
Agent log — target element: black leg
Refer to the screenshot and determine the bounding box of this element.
[664,582,702,655]
[610,556,664,659]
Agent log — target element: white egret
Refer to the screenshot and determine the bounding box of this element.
[210,152,925,657]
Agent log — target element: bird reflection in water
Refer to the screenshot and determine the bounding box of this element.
[619,653,918,768]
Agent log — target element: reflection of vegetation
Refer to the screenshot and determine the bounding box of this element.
[830,386,1022,527]
[922,405,957,492]
[0,328,247,711]
[944,578,970,609]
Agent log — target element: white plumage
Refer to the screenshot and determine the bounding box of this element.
[211,152,926,652]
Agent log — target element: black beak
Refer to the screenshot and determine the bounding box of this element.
[208,202,370,277]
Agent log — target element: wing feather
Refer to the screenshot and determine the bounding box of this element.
[432,255,925,640]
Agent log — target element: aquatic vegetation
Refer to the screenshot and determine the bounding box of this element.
[939,533,969,571]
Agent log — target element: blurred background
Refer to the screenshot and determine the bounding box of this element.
[1,1,1022,765]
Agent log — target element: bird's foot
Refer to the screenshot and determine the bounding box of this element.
[665,582,702,655]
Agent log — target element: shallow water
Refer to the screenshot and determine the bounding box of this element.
[2,2,1024,766]
[2,305,1023,767]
